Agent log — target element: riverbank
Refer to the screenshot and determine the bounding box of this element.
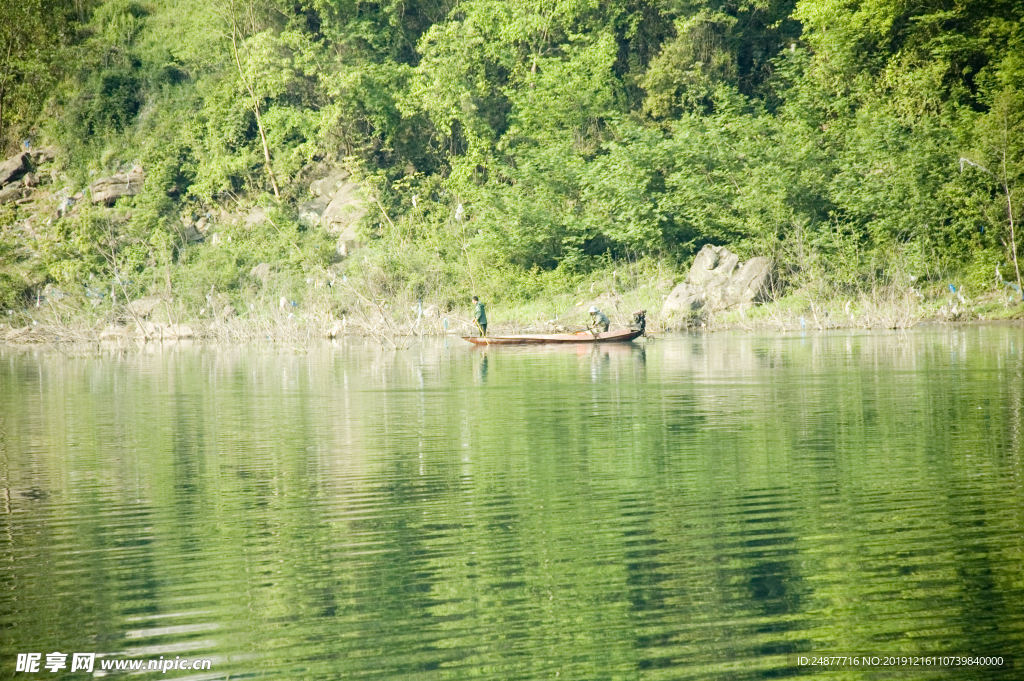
[3,277,1022,347]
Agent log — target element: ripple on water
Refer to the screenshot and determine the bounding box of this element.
[1,330,1022,680]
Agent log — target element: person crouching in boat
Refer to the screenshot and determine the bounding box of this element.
[472,296,487,336]
[588,306,610,333]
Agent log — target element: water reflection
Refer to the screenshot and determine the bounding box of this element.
[1,326,1022,680]
[477,353,488,384]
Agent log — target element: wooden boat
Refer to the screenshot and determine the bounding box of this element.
[463,310,647,346]
[462,327,644,346]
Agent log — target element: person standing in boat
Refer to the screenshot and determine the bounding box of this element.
[472,296,488,336]
[588,306,610,333]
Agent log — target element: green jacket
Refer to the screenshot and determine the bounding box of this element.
[473,301,487,325]
[591,309,610,331]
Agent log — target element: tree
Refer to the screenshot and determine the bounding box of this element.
[961,86,1024,297]
[0,0,82,151]
[173,0,317,200]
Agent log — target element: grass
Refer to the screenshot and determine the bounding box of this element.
[4,254,1024,347]
[700,282,1024,332]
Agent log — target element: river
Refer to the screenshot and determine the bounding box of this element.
[1,326,1022,679]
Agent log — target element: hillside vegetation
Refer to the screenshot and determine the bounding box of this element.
[1,0,1023,338]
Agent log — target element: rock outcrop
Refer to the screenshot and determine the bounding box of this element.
[100,326,131,341]
[249,262,272,284]
[90,168,145,205]
[303,168,366,257]
[29,147,57,164]
[138,322,194,340]
[298,194,331,227]
[662,245,773,318]
[0,148,62,213]
[127,297,163,318]
[320,181,365,231]
[244,206,267,227]
[181,224,204,242]
[0,180,27,205]
[0,152,30,186]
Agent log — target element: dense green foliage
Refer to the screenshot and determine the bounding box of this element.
[0,0,1022,318]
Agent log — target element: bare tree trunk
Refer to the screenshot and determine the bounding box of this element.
[1001,107,1022,299]
[0,41,13,150]
[1003,170,1021,299]
[251,95,280,200]
[0,81,6,151]
[228,3,280,202]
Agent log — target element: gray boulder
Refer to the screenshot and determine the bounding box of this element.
[244,206,267,227]
[722,257,771,304]
[90,169,145,205]
[249,262,272,284]
[0,181,25,205]
[100,326,130,341]
[310,169,351,197]
[663,245,773,318]
[298,194,331,227]
[335,224,360,258]
[164,324,194,339]
[137,322,194,340]
[688,245,738,288]
[127,297,163,318]
[305,168,366,257]
[320,179,365,234]
[181,224,204,242]
[0,152,30,186]
[30,146,57,163]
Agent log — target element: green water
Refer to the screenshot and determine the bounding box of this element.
[1,327,1022,680]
